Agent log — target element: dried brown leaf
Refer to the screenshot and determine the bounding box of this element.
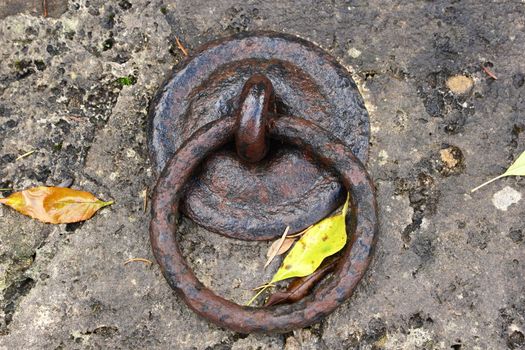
[0,186,113,224]
[266,236,296,259]
[275,237,296,256]
[264,226,290,268]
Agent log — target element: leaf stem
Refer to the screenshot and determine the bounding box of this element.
[471,175,505,193]
[252,283,275,291]
[246,284,273,306]
[287,225,312,238]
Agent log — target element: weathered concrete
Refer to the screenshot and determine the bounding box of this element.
[0,0,524,349]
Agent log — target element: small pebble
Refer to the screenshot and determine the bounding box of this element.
[347,47,362,59]
[446,75,473,94]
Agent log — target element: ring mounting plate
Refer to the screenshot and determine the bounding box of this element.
[148,32,370,240]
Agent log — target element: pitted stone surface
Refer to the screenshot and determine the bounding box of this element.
[0,0,524,349]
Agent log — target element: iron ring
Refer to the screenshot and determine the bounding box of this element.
[149,115,377,333]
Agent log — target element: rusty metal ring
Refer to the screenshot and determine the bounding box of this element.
[150,115,377,333]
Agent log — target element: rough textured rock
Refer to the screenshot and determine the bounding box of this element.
[0,0,524,349]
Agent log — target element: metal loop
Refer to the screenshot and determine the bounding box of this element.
[150,115,377,333]
[235,74,274,163]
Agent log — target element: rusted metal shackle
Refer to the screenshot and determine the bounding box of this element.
[235,74,275,163]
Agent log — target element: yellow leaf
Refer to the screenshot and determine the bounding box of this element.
[471,150,525,192]
[0,186,113,224]
[505,150,525,176]
[270,193,350,284]
[265,225,312,263]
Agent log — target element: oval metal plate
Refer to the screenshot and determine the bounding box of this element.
[148,31,370,240]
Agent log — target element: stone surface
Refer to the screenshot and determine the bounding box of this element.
[0,0,68,19]
[0,0,524,349]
